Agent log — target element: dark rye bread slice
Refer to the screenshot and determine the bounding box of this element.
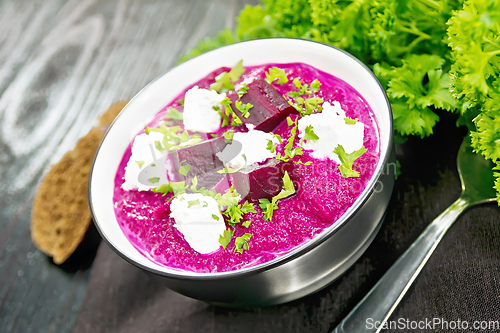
[31,100,128,264]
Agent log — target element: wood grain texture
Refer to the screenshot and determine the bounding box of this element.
[0,0,253,332]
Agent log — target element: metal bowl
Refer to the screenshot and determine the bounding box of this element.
[89,38,394,307]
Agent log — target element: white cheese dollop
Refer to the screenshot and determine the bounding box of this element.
[170,193,225,254]
[298,101,364,164]
[122,132,168,191]
[216,130,276,169]
[183,86,225,133]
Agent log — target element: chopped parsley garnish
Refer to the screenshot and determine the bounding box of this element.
[304,97,324,115]
[258,198,277,221]
[220,97,243,126]
[344,117,358,125]
[203,201,208,207]
[258,172,296,221]
[219,229,234,249]
[213,186,241,209]
[272,132,283,144]
[287,77,320,97]
[285,78,324,116]
[266,139,277,153]
[333,144,368,178]
[242,220,252,228]
[187,199,200,208]
[296,159,312,165]
[211,72,234,92]
[148,177,160,184]
[212,214,219,220]
[303,125,319,141]
[210,60,245,93]
[234,233,252,254]
[272,171,295,204]
[310,79,321,92]
[179,163,190,176]
[223,130,234,142]
[223,199,256,226]
[152,181,187,196]
[146,122,202,151]
[237,83,249,98]
[274,117,306,163]
[190,176,199,192]
[265,67,289,84]
[155,140,165,151]
[135,160,145,168]
[165,107,183,121]
[235,100,253,118]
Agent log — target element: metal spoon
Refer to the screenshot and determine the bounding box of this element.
[333,136,497,333]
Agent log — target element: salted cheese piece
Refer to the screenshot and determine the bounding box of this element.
[170,193,225,254]
[298,101,364,164]
[216,130,276,169]
[183,86,225,133]
[122,132,167,191]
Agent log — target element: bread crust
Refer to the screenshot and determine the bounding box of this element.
[31,101,128,264]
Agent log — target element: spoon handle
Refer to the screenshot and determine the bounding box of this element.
[332,197,469,333]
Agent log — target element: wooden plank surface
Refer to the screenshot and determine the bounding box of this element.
[0,1,254,331]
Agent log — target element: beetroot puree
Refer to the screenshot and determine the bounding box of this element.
[113,63,380,273]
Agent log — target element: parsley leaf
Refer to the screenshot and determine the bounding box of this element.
[210,60,246,92]
[234,233,252,254]
[275,117,305,163]
[152,181,187,196]
[238,83,249,98]
[165,107,183,121]
[259,198,277,221]
[179,163,190,177]
[272,171,296,204]
[223,200,256,226]
[187,199,200,208]
[303,125,319,141]
[223,130,234,142]
[265,67,289,84]
[304,97,324,115]
[219,229,234,249]
[215,186,241,209]
[266,139,277,153]
[235,100,253,118]
[221,97,243,126]
[146,122,202,150]
[135,160,145,168]
[333,145,368,178]
[310,79,321,91]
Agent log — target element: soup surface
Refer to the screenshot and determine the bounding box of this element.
[113,62,380,272]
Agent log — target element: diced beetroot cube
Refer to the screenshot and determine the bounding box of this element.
[166,137,228,189]
[231,159,295,200]
[232,78,298,132]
